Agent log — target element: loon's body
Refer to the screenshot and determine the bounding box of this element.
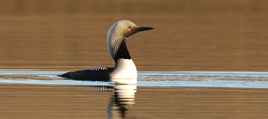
[58,20,153,81]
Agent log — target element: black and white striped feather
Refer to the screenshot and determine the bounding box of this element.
[58,66,113,81]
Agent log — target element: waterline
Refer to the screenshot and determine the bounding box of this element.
[0,70,268,88]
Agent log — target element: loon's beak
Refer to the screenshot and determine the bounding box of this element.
[136,26,154,32]
[126,26,154,37]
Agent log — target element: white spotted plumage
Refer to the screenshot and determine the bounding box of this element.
[85,66,109,71]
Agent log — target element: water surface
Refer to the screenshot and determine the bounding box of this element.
[1,70,268,119]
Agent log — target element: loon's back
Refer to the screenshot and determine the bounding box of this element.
[59,66,113,81]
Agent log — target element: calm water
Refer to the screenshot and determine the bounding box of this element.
[1,70,268,119]
[1,1,268,118]
[1,0,268,71]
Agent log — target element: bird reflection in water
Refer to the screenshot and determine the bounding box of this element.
[91,78,137,119]
[107,80,137,119]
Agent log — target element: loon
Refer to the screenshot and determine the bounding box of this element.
[58,20,153,81]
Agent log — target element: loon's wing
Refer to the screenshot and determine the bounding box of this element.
[58,66,114,81]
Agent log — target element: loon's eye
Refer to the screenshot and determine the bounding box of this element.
[128,26,132,30]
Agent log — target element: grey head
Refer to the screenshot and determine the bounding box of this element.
[107,20,153,61]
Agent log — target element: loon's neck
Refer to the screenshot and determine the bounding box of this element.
[113,40,131,62]
[110,39,137,80]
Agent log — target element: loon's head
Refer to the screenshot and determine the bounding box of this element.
[107,20,153,60]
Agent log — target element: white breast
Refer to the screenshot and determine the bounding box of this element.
[110,59,137,79]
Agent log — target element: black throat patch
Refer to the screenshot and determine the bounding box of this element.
[114,40,131,61]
